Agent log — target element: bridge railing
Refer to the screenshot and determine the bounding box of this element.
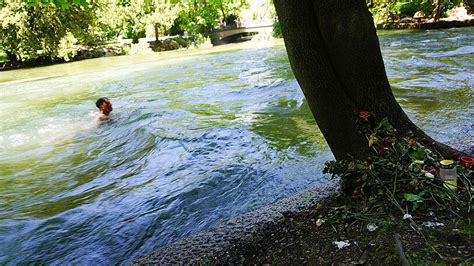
[217,19,275,31]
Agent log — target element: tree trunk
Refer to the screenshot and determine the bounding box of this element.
[432,0,442,21]
[273,0,460,161]
[154,23,160,42]
[132,35,139,44]
[219,1,227,24]
[6,51,18,62]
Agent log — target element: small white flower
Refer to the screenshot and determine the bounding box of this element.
[403,213,412,220]
[414,160,425,164]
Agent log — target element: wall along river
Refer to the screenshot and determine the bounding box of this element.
[0,27,473,264]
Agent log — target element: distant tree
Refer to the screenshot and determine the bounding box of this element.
[170,0,248,42]
[212,0,249,24]
[114,0,149,43]
[431,0,442,21]
[146,1,181,42]
[367,0,474,23]
[170,0,218,43]
[0,1,101,62]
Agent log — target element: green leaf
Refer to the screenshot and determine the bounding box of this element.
[408,147,426,160]
[413,201,420,212]
[376,117,394,131]
[368,133,379,147]
[21,0,87,8]
[403,193,423,202]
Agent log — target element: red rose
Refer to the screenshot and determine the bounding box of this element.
[419,137,429,145]
[359,111,369,120]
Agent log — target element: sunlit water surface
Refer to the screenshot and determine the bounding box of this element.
[0,27,473,264]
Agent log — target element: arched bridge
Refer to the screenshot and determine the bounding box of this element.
[211,23,273,45]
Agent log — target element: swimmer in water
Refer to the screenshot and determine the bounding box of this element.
[95,97,113,121]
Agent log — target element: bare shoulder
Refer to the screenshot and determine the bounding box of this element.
[95,113,110,121]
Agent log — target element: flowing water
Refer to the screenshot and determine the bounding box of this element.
[0,27,473,264]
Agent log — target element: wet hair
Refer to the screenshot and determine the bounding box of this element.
[96,97,109,109]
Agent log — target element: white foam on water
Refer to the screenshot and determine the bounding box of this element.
[424,45,474,58]
[1,116,97,151]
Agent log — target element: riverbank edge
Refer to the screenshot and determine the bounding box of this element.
[0,45,127,72]
[134,182,472,265]
[3,20,474,72]
[376,18,474,30]
[134,183,339,264]
[0,39,273,73]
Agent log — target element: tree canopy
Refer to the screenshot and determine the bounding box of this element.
[0,1,100,62]
[0,0,252,62]
[368,0,474,23]
[1,0,472,63]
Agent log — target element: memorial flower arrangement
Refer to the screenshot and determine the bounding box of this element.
[324,112,473,213]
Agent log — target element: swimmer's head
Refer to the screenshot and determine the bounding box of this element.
[96,97,113,114]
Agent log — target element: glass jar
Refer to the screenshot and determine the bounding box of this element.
[439,160,457,189]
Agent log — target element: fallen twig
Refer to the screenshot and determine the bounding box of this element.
[394,234,411,266]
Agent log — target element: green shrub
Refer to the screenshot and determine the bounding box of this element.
[0,51,7,62]
[393,0,432,17]
[464,0,474,7]
[272,20,282,38]
[367,0,473,21]
[369,5,392,24]
[173,37,192,48]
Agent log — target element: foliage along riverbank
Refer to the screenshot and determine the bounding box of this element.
[0,44,125,71]
[2,0,474,71]
[0,0,273,71]
[0,37,196,71]
[3,0,474,72]
[377,17,474,30]
[375,3,474,30]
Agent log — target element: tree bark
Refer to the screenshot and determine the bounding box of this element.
[155,23,160,42]
[273,0,461,161]
[432,0,442,21]
[219,1,227,24]
[6,51,18,62]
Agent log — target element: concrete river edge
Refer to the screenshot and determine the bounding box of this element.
[134,183,338,264]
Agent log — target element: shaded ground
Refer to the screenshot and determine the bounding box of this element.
[232,194,473,265]
[136,190,472,265]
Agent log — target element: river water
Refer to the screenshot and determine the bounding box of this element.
[0,27,473,264]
